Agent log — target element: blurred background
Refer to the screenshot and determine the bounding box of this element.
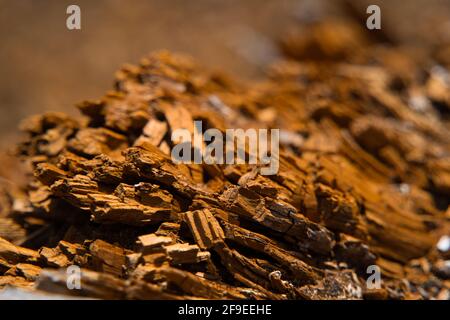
[0,0,449,149]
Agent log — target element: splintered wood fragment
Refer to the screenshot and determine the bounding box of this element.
[35,163,68,185]
[160,103,195,135]
[155,222,180,238]
[50,175,98,210]
[164,243,203,264]
[183,209,225,250]
[219,186,335,254]
[58,241,86,259]
[39,247,70,268]
[89,190,173,226]
[68,128,128,158]
[315,183,367,239]
[5,263,42,281]
[123,144,209,197]
[141,253,167,265]
[137,234,173,254]
[134,118,168,148]
[213,242,274,291]
[0,276,34,290]
[0,257,13,273]
[91,155,124,184]
[0,218,27,244]
[0,237,39,264]
[221,221,321,284]
[89,240,127,277]
[335,233,376,269]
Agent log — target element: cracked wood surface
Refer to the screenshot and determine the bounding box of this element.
[0,18,449,299]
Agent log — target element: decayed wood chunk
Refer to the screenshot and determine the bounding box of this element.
[218,186,335,255]
[164,243,205,265]
[89,240,127,277]
[39,247,70,268]
[123,144,209,198]
[138,234,173,251]
[0,218,27,244]
[68,128,128,159]
[183,209,225,250]
[0,237,39,265]
[221,221,321,285]
[88,183,176,225]
[5,263,42,281]
[0,275,34,290]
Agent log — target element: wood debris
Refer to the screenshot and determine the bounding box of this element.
[0,15,449,300]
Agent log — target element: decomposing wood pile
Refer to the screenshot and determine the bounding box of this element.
[1,20,450,300]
